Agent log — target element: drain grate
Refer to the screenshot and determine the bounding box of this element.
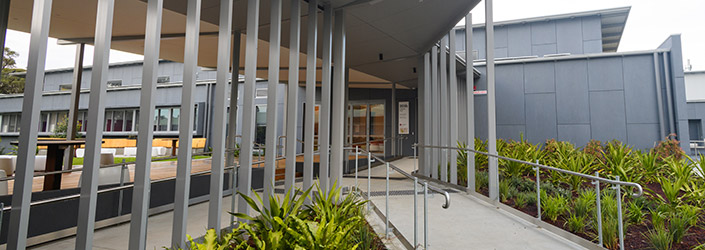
[367,189,458,197]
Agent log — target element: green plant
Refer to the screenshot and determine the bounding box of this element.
[541,192,568,221]
[565,213,587,233]
[657,176,685,207]
[583,139,605,163]
[476,171,489,192]
[653,134,685,161]
[514,192,530,208]
[644,226,673,250]
[599,191,622,249]
[574,189,596,218]
[601,140,639,183]
[499,179,517,203]
[669,212,693,245]
[636,150,662,183]
[626,201,646,225]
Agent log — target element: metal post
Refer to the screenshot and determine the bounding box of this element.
[662,53,675,134]
[413,145,417,173]
[227,31,242,228]
[441,148,447,182]
[385,162,390,239]
[392,82,397,156]
[230,164,237,225]
[355,146,359,189]
[465,13,476,193]
[615,176,624,250]
[431,46,439,179]
[263,0,282,208]
[423,52,431,177]
[448,29,459,185]
[439,36,448,183]
[594,171,603,246]
[486,0,499,201]
[303,0,318,194]
[7,0,52,248]
[424,181,429,249]
[367,151,371,211]
[653,53,666,139]
[172,0,201,246]
[534,161,541,220]
[76,0,115,248]
[117,160,126,217]
[284,0,301,193]
[65,43,85,171]
[128,2,162,247]
[414,177,418,249]
[319,4,333,194]
[330,9,346,190]
[208,0,233,232]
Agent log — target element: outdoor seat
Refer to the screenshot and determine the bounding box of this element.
[123,147,137,156]
[34,155,47,171]
[0,156,14,176]
[152,147,167,157]
[78,165,130,187]
[100,152,114,166]
[0,170,7,195]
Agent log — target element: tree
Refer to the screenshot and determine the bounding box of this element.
[1,47,26,94]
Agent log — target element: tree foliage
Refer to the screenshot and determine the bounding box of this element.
[1,47,26,94]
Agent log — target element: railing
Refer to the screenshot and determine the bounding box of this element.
[345,145,450,250]
[414,144,643,250]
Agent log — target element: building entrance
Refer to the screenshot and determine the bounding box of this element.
[347,100,385,156]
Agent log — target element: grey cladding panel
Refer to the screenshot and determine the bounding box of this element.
[583,40,602,54]
[623,55,658,124]
[556,18,583,55]
[581,16,602,41]
[555,60,590,124]
[507,24,531,57]
[531,21,556,45]
[524,62,555,93]
[495,48,508,58]
[525,93,557,144]
[590,91,627,142]
[495,26,508,48]
[473,29,486,60]
[532,44,557,57]
[588,57,624,91]
[557,124,591,147]
[495,64,525,125]
[497,125,525,141]
[627,123,660,150]
[474,94,488,140]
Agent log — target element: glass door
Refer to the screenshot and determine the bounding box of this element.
[347,101,385,156]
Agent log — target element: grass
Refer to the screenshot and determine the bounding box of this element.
[71,155,211,165]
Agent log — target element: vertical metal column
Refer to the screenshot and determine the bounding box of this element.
[392,82,396,156]
[172,0,201,246]
[76,0,115,248]
[128,0,163,248]
[330,9,346,190]
[439,36,448,182]
[65,43,85,170]
[262,0,282,208]
[465,13,476,191]
[7,0,52,248]
[303,0,318,192]
[423,52,431,176]
[284,0,301,193]
[485,0,499,201]
[662,53,675,135]
[653,53,666,139]
[227,31,241,226]
[417,55,426,176]
[430,46,439,179]
[208,0,233,232]
[318,4,333,193]
[237,0,261,219]
[448,30,458,185]
[0,0,9,70]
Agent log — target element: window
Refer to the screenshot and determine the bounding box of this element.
[103,109,137,132]
[171,108,180,131]
[40,113,49,132]
[107,80,122,87]
[59,84,73,91]
[689,120,703,140]
[255,88,268,99]
[125,110,133,132]
[1,113,21,133]
[153,107,181,132]
[157,76,170,84]
[112,111,124,132]
[255,105,267,144]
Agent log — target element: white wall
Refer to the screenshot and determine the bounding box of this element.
[686,71,705,101]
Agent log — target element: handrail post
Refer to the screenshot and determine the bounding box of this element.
[594,171,603,246]
[367,151,371,211]
[424,181,429,249]
[355,146,359,190]
[117,159,126,216]
[413,176,418,249]
[413,145,417,173]
[0,202,3,237]
[614,176,624,250]
[385,162,390,239]
[533,160,541,220]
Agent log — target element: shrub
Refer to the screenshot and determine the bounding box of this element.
[669,213,692,245]
[599,191,622,249]
[541,192,568,221]
[565,213,588,233]
[476,171,489,192]
[653,134,685,161]
[499,179,517,203]
[626,201,646,225]
[574,189,596,218]
[645,226,673,250]
[583,139,605,163]
[514,192,530,209]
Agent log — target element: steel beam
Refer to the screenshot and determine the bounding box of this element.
[423,52,431,176]
[238,0,261,219]
[392,81,397,156]
[318,4,333,193]
[465,13,476,191]
[7,0,53,248]
[486,0,499,201]
[76,0,115,248]
[128,0,163,248]
[440,36,448,182]
[303,0,318,193]
[449,30,458,185]
[263,0,282,207]
[208,0,233,232]
[64,43,85,171]
[330,9,346,190]
[172,0,201,246]
[431,45,439,179]
[284,0,301,193]
[227,31,242,226]
[417,54,425,175]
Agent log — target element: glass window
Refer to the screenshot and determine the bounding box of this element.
[105,111,113,132]
[255,105,267,144]
[1,114,9,132]
[157,108,169,131]
[40,113,48,132]
[255,88,268,98]
[8,114,16,133]
[171,108,180,131]
[134,110,139,131]
[125,110,133,132]
[113,111,124,132]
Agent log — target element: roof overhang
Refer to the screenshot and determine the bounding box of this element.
[7,0,481,89]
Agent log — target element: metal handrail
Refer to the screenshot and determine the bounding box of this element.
[415,144,643,197]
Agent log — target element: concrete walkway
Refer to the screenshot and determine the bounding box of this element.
[27,157,585,250]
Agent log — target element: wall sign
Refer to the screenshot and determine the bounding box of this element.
[398,101,410,134]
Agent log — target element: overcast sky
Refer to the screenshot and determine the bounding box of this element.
[4,0,704,71]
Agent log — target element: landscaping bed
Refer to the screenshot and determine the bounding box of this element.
[453,135,705,250]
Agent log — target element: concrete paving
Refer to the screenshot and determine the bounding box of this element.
[27,157,585,250]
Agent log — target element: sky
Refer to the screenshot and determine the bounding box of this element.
[4,0,705,71]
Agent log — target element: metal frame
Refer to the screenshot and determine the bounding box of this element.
[448,30,458,185]
[128,0,163,248]
[303,0,318,193]
[439,36,449,183]
[431,45,439,179]
[7,0,53,248]
[263,0,281,208]
[284,0,301,193]
[465,13,475,191]
[237,0,261,219]
[318,4,333,193]
[207,0,233,232]
[227,30,242,225]
[485,0,499,201]
[75,0,115,248]
[171,0,201,246]
[423,52,431,177]
[64,43,85,170]
[330,9,345,189]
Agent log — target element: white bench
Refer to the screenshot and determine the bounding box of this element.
[0,170,8,195]
[0,155,15,176]
[76,148,117,158]
[34,155,47,171]
[78,165,130,187]
[122,147,166,157]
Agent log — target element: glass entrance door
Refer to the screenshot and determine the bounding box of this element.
[347,101,385,155]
